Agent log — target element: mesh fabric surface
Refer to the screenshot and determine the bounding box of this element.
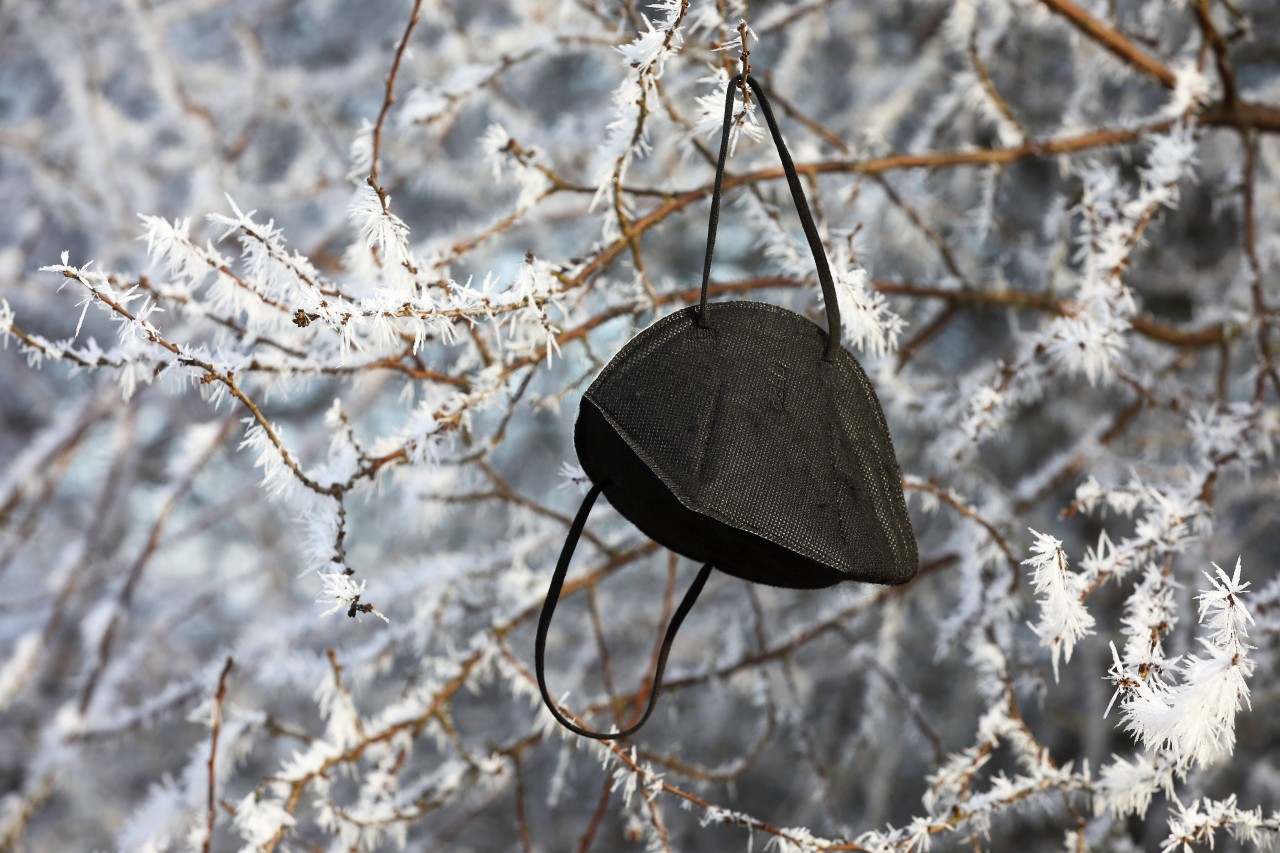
[576,301,918,589]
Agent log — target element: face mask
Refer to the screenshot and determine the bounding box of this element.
[535,74,919,739]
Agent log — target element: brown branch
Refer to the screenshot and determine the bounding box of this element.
[906,477,1020,581]
[1128,313,1228,347]
[1039,0,1179,89]
[512,753,535,853]
[203,657,235,853]
[871,174,971,286]
[0,392,109,582]
[259,539,660,852]
[643,557,679,717]
[602,738,846,852]
[896,302,961,368]
[1241,131,1280,401]
[689,276,1230,349]
[1193,0,1239,107]
[586,582,623,727]
[472,460,614,554]
[864,657,947,765]
[9,407,139,731]
[78,416,235,716]
[512,638,1084,853]
[569,113,1246,291]
[133,275,305,358]
[576,774,615,853]
[1014,399,1143,516]
[368,0,425,210]
[968,28,1026,141]
[1200,98,1280,132]
[636,701,778,783]
[627,553,957,698]
[11,310,468,389]
[553,95,1279,316]
[53,269,345,497]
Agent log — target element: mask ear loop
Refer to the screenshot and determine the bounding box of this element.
[696,73,844,362]
[535,483,714,740]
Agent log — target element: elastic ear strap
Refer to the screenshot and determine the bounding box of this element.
[535,484,713,740]
[697,74,844,362]
[695,74,737,329]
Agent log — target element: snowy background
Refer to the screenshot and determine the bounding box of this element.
[1,0,1279,850]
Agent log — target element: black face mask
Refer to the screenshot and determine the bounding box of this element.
[535,74,918,740]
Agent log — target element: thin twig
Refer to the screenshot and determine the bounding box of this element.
[368,0,425,211]
[203,657,235,853]
[576,774,614,853]
[1193,0,1240,107]
[513,753,535,853]
[1039,0,1179,88]
[968,27,1026,142]
[1240,130,1280,401]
